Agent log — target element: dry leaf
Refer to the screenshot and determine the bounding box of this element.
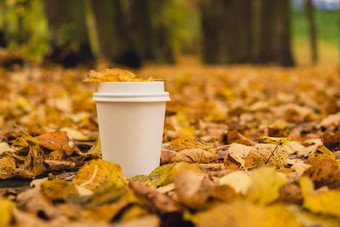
[174,169,215,209]
[129,181,180,214]
[219,171,252,195]
[244,143,288,168]
[83,68,153,82]
[0,198,15,227]
[169,148,216,163]
[165,137,213,151]
[72,159,122,191]
[304,145,335,165]
[300,176,340,217]
[220,131,256,146]
[246,167,286,206]
[41,179,78,202]
[190,201,300,227]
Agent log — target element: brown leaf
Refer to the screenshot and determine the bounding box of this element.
[277,183,303,205]
[129,181,180,214]
[160,149,175,165]
[37,131,70,151]
[220,131,256,146]
[165,137,213,151]
[170,148,216,163]
[43,160,76,172]
[174,169,215,209]
[209,184,239,203]
[302,159,340,189]
[322,132,340,151]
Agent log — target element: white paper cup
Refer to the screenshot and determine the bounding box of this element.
[93,82,170,177]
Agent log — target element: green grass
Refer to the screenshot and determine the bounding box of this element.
[291,10,339,64]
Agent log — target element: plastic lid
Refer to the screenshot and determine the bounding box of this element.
[93,82,171,102]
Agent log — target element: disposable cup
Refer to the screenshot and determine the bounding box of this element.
[93,82,170,177]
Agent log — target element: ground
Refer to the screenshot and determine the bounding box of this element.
[0,59,340,226]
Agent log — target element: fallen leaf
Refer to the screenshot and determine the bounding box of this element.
[0,198,15,227]
[129,181,180,214]
[220,131,256,146]
[209,184,239,203]
[244,143,288,168]
[160,149,175,165]
[37,131,69,150]
[300,176,340,217]
[41,179,78,202]
[302,159,340,189]
[219,171,252,195]
[258,136,291,145]
[72,159,122,191]
[304,145,335,165]
[0,142,15,154]
[83,68,153,82]
[190,201,300,227]
[0,155,16,179]
[169,148,216,163]
[322,132,340,151]
[148,162,202,187]
[88,177,128,206]
[174,169,215,209]
[165,137,213,151]
[246,167,286,206]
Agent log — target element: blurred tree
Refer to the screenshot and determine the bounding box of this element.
[128,0,154,61]
[89,0,141,68]
[127,0,175,64]
[253,0,294,66]
[305,0,318,64]
[43,0,93,67]
[200,0,294,66]
[200,0,252,64]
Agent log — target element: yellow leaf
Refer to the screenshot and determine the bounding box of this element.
[0,198,15,227]
[258,136,291,145]
[244,144,288,168]
[246,167,286,206]
[191,201,300,227]
[219,171,252,195]
[166,137,213,151]
[83,68,153,82]
[88,177,128,206]
[41,179,78,202]
[148,162,202,187]
[304,145,335,165]
[72,159,122,191]
[300,176,340,217]
[0,155,16,179]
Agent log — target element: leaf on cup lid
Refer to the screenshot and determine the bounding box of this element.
[83,68,153,82]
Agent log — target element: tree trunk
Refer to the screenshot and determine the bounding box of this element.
[43,0,93,67]
[149,0,175,63]
[90,0,141,68]
[128,0,154,60]
[305,0,318,64]
[253,0,295,66]
[200,0,252,64]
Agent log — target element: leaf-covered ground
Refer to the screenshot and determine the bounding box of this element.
[0,62,340,227]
